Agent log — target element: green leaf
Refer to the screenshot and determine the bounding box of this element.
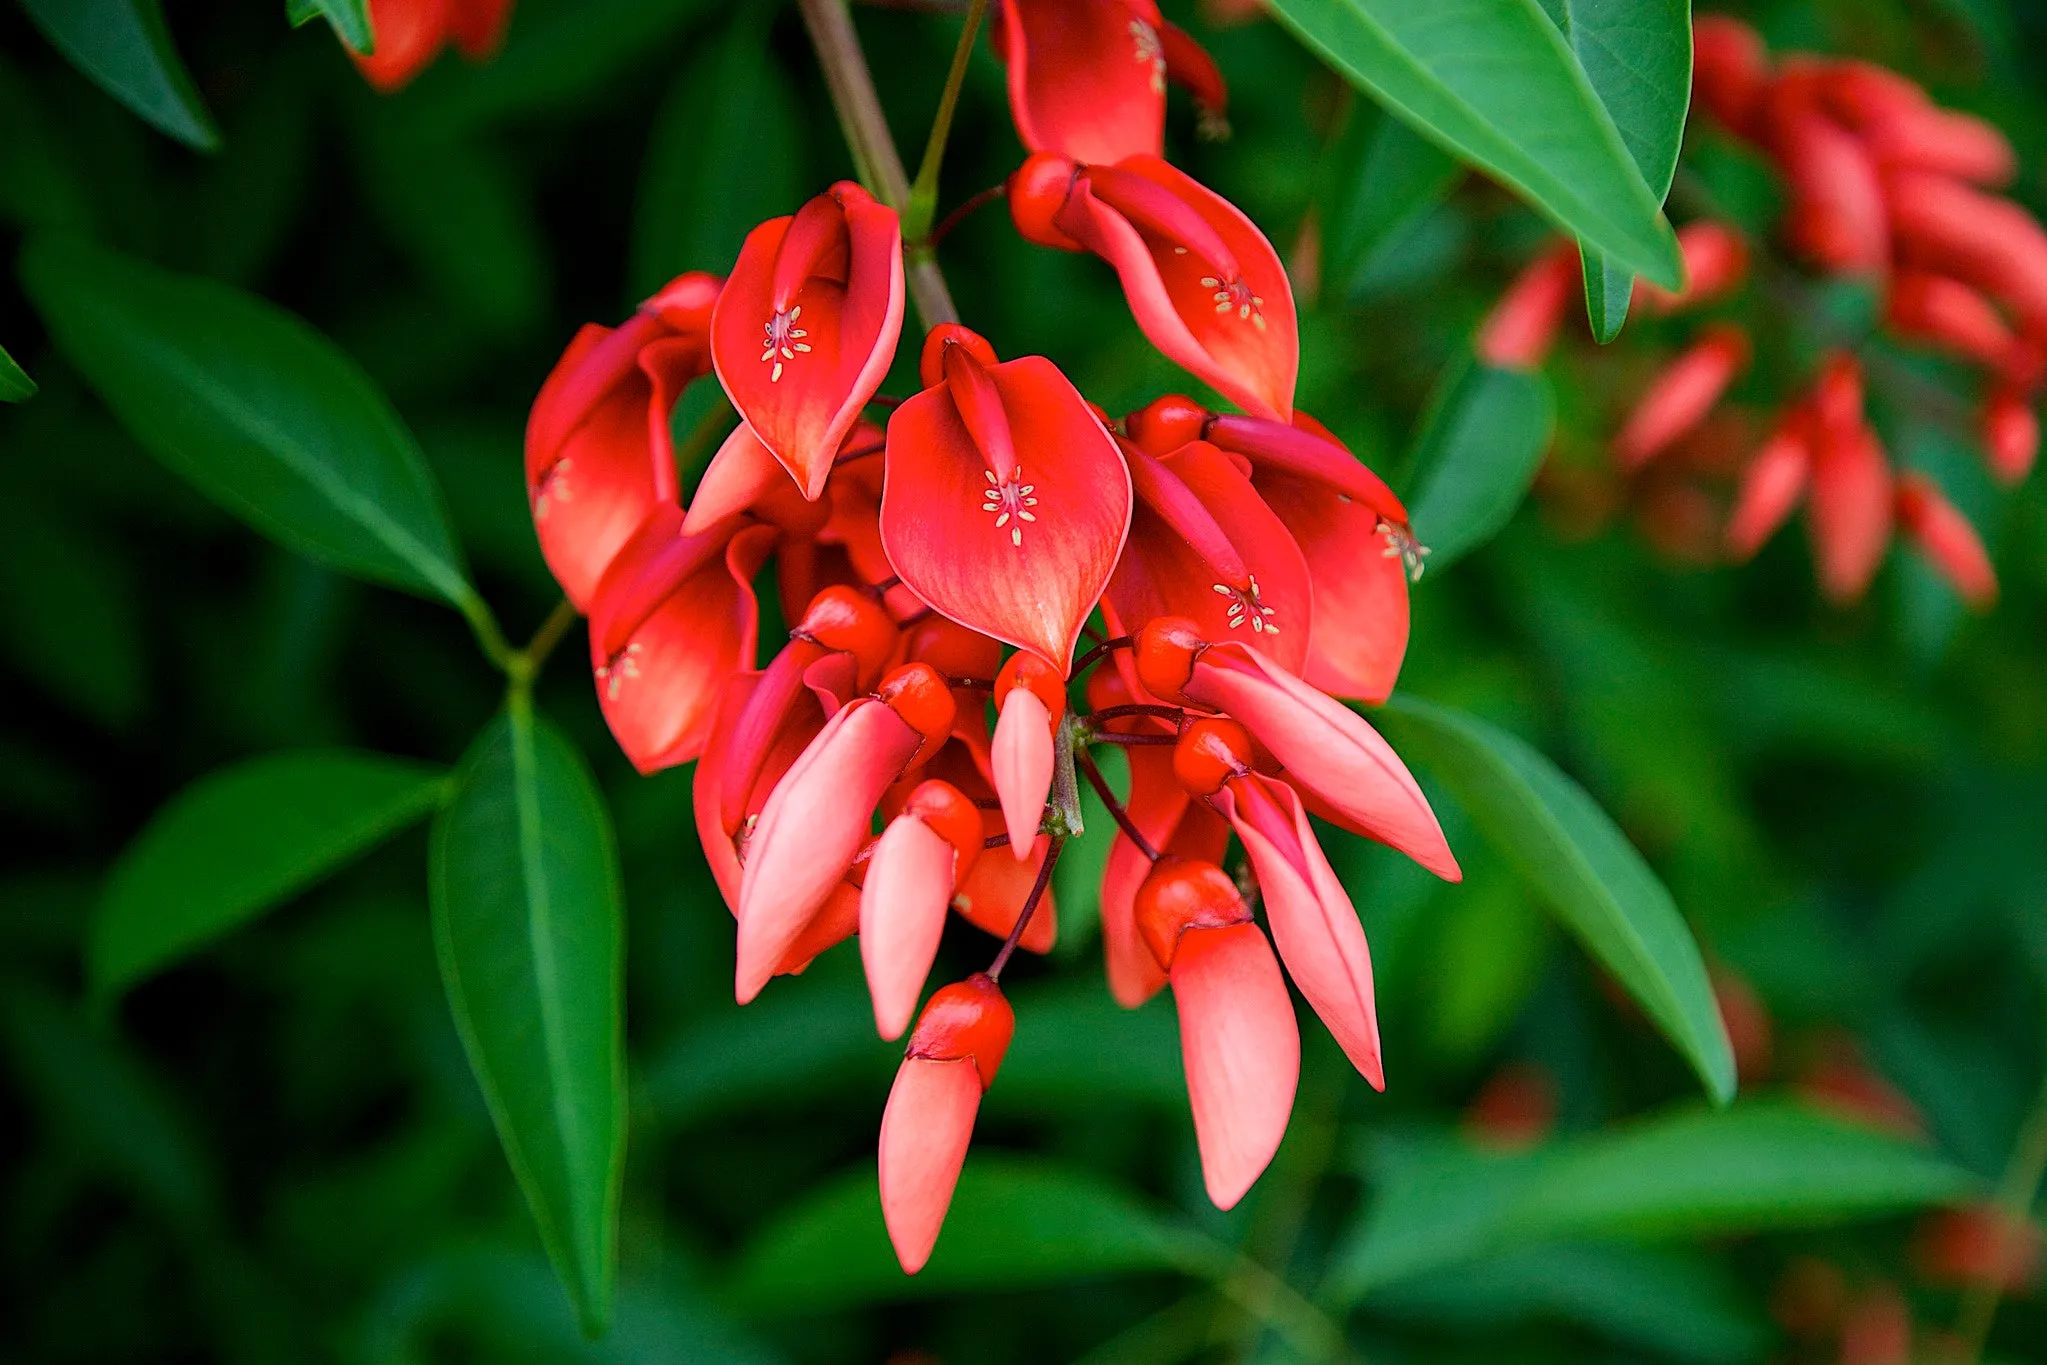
[1324,1103,1980,1302]
[629,3,805,294]
[1539,0,1692,339]
[431,703,626,1336]
[1404,357,1556,573]
[17,0,218,150]
[90,750,448,998]
[1262,0,1681,286]
[1376,695,1735,1101]
[728,1158,1224,1315]
[285,0,374,53]
[21,236,475,606]
[0,343,34,401]
[1318,109,1464,302]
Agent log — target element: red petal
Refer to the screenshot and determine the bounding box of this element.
[992,688,1054,860]
[1476,243,1578,371]
[1613,325,1751,472]
[953,826,1058,954]
[683,422,786,535]
[878,1056,983,1274]
[861,816,959,1039]
[587,509,772,772]
[999,0,1167,164]
[1249,463,1409,703]
[736,699,922,1002]
[1097,743,1227,1006]
[527,317,696,611]
[1806,424,1894,604]
[1063,157,1297,420]
[1725,422,1812,561]
[353,0,449,89]
[1217,779,1383,1087]
[711,185,905,499]
[1886,171,2047,334]
[1188,645,1460,880]
[448,0,513,57]
[1773,109,1890,274]
[1896,473,1997,608]
[1170,922,1299,1209]
[881,355,1131,670]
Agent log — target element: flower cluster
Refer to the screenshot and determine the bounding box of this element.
[1483,15,2040,608]
[522,0,1459,1273]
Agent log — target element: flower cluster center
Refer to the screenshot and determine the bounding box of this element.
[981,467,1040,547]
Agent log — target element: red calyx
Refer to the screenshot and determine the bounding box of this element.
[900,779,984,881]
[877,663,960,767]
[906,974,1016,1089]
[993,650,1067,725]
[1172,717,1254,797]
[920,323,1000,391]
[1008,152,1084,251]
[904,616,1005,682]
[1133,616,1207,705]
[1133,857,1250,972]
[793,584,899,687]
[1126,394,1212,454]
[643,271,722,334]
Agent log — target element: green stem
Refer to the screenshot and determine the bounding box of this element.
[1048,712,1087,839]
[515,598,581,683]
[1212,1253,1351,1364]
[902,0,989,244]
[1948,1062,2047,1362]
[457,588,517,675]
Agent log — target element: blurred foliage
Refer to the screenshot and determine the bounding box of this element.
[3,0,2047,1361]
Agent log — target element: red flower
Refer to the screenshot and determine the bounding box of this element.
[993,0,1228,164]
[861,780,986,1039]
[526,273,720,611]
[353,0,514,91]
[1636,222,1750,316]
[1886,272,2014,367]
[880,326,1131,670]
[880,974,1014,1272]
[1612,323,1752,471]
[711,183,905,501]
[1895,472,1996,609]
[1724,411,1813,562]
[1983,388,2039,485]
[1010,153,1297,420]
[1475,242,1578,371]
[990,651,1065,858]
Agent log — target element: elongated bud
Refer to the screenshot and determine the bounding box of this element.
[1774,107,1890,274]
[1476,243,1578,371]
[879,975,1015,1273]
[1886,273,2014,366]
[1725,418,1813,562]
[861,781,983,1040]
[1895,473,1997,609]
[991,651,1065,859]
[1135,858,1298,1209]
[1637,222,1749,315]
[1982,389,2039,485]
[919,322,1000,390]
[1691,15,1771,135]
[1812,351,1865,436]
[1613,324,1751,471]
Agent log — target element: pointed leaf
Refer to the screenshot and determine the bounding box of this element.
[0,343,35,402]
[285,0,374,53]
[1325,1103,1979,1303]
[1404,358,1556,573]
[1376,695,1735,1102]
[17,0,218,150]
[21,236,474,606]
[1541,0,1693,338]
[1263,0,1682,286]
[431,704,626,1336]
[727,1158,1225,1314]
[91,750,449,998]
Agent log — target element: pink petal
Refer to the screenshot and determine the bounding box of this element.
[1171,922,1299,1209]
[682,422,787,535]
[735,700,919,1002]
[1217,781,1384,1087]
[1188,647,1460,881]
[860,816,958,1039]
[878,1056,983,1274]
[991,687,1054,860]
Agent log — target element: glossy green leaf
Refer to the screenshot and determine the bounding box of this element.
[630,3,805,294]
[728,1158,1224,1315]
[1325,1103,1979,1302]
[1263,0,1681,286]
[1377,695,1735,1101]
[431,703,626,1336]
[1540,0,1693,340]
[1404,357,1556,573]
[0,344,34,401]
[21,236,474,606]
[285,0,374,53]
[17,0,218,150]
[91,750,448,997]
[1319,109,1465,301]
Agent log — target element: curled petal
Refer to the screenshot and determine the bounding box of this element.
[736,699,923,1002]
[992,687,1055,859]
[683,422,786,535]
[878,1057,982,1274]
[1185,645,1460,880]
[862,816,959,1039]
[997,0,1167,164]
[1170,922,1299,1210]
[1099,745,1229,1007]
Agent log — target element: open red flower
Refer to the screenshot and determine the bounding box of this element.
[992,0,1227,164]
[711,183,905,501]
[353,0,514,91]
[1010,153,1297,420]
[880,327,1131,671]
[526,273,720,611]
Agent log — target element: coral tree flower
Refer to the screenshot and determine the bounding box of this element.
[881,326,1132,670]
[880,975,1014,1273]
[352,0,514,91]
[711,182,905,501]
[1895,473,1996,608]
[861,780,986,1039]
[1134,856,1297,1209]
[992,0,1228,163]
[1009,152,1297,420]
[1613,323,1752,472]
[526,273,720,611]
